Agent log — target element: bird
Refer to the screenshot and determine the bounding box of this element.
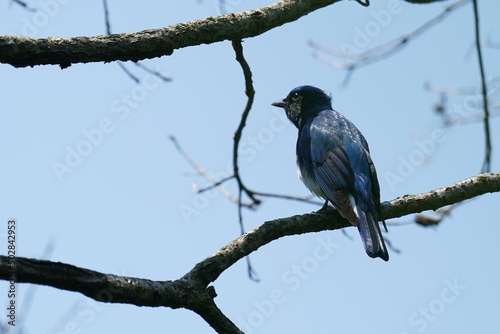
[272,85,389,261]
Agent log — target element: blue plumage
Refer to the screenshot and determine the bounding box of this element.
[272,86,389,261]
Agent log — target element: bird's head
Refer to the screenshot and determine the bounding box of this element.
[272,85,332,128]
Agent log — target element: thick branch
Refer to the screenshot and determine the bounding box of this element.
[0,257,191,308]
[185,172,500,284]
[0,172,500,288]
[0,0,340,68]
[0,257,241,333]
[381,172,499,218]
[1,172,498,333]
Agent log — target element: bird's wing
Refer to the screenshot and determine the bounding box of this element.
[315,145,360,224]
[298,110,388,260]
[365,151,387,230]
[298,111,361,224]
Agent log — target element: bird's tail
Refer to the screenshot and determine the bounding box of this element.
[356,209,389,261]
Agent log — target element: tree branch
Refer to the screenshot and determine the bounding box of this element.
[1,172,499,333]
[231,40,259,208]
[471,0,492,173]
[168,135,242,206]
[10,0,36,12]
[381,172,499,218]
[310,0,470,85]
[0,257,242,333]
[231,39,261,282]
[0,0,342,68]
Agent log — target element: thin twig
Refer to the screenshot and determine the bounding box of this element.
[102,0,111,35]
[310,0,470,84]
[425,81,486,95]
[134,62,172,82]
[472,0,492,173]
[421,0,496,227]
[251,190,323,206]
[354,0,370,7]
[169,135,324,208]
[168,135,245,206]
[117,61,140,83]
[10,0,36,11]
[231,40,260,206]
[383,237,401,254]
[103,0,138,82]
[102,0,171,84]
[197,175,235,194]
[424,78,500,128]
[232,39,260,282]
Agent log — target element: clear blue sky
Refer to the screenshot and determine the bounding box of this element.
[1,0,499,333]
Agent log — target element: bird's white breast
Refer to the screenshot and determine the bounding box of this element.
[296,158,327,201]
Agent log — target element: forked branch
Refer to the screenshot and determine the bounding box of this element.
[1,172,499,333]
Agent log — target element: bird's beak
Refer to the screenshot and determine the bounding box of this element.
[272,100,286,108]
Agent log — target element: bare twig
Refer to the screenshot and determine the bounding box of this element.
[404,0,449,3]
[197,175,235,194]
[431,76,500,95]
[354,0,370,7]
[413,0,495,227]
[102,0,171,83]
[169,136,331,208]
[117,62,140,83]
[383,237,401,254]
[251,190,323,206]
[133,62,172,82]
[421,0,493,172]
[102,0,111,35]
[472,0,492,173]
[310,0,470,84]
[1,172,499,334]
[231,40,259,207]
[424,77,500,126]
[232,39,260,282]
[9,0,36,11]
[168,135,244,206]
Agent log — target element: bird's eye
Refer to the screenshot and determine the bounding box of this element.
[291,92,301,101]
